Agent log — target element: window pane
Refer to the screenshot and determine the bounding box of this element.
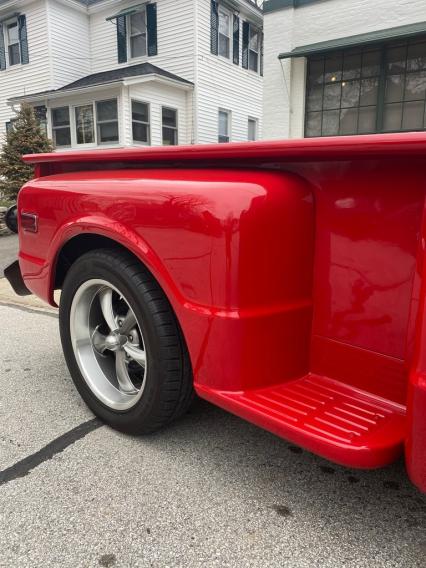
[162,108,177,128]
[248,119,257,141]
[402,101,424,130]
[387,45,406,73]
[322,110,339,135]
[306,85,322,111]
[362,50,381,77]
[339,107,358,134]
[308,59,325,85]
[52,107,70,127]
[341,80,360,108]
[407,42,426,71]
[343,52,361,80]
[385,75,404,103]
[8,44,20,65]
[219,111,229,136]
[75,105,94,144]
[130,11,146,35]
[305,111,321,137]
[131,34,146,58]
[218,34,230,58]
[324,55,342,82]
[54,127,71,147]
[323,83,341,109]
[97,100,118,122]
[219,11,230,36]
[383,103,403,131]
[98,122,119,143]
[163,127,177,145]
[132,101,149,123]
[133,122,149,143]
[249,50,258,72]
[249,29,260,52]
[358,106,377,133]
[7,23,18,44]
[404,71,426,101]
[360,77,379,106]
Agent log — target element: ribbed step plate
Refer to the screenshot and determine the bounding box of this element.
[197,374,406,468]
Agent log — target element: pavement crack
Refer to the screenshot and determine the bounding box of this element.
[0,418,103,486]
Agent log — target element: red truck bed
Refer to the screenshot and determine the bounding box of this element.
[17,133,426,492]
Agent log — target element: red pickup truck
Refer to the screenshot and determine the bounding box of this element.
[5,133,426,493]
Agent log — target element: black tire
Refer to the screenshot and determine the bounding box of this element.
[59,248,193,434]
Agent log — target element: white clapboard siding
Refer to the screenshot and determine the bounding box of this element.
[48,0,91,89]
[0,0,51,139]
[196,0,263,143]
[128,82,191,146]
[89,0,195,81]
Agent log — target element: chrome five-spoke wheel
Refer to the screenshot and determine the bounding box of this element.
[70,279,147,411]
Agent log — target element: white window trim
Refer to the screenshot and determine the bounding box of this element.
[161,106,179,146]
[218,4,232,61]
[4,17,21,68]
[218,108,231,143]
[96,98,120,145]
[73,103,96,147]
[248,116,258,141]
[51,106,72,148]
[131,99,151,145]
[127,8,148,61]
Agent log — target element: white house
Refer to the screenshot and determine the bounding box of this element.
[263,0,426,139]
[0,0,263,150]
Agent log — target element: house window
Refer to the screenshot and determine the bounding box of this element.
[218,109,231,143]
[5,119,17,134]
[218,6,231,59]
[248,117,258,141]
[305,37,426,137]
[248,26,260,72]
[96,99,119,143]
[75,104,95,144]
[52,107,71,147]
[5,19,20,66]
[162,107,178,145]
[129,10,147,58]
[132,100,150,144]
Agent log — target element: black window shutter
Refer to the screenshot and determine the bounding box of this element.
[147,3,158,57]
[260,32,264,76]
[242,21,249,69]
[233,15,239,65]
[18,15,29,65]
[0,25,5,70]
[210,0,218,55]
[117,15,127,63]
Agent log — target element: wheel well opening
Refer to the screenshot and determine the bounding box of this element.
[54,234,137,290]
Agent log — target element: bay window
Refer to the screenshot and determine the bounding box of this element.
[132,100,150,144]
[75,105,95,144]
[52,107,71,147]
[162,107,178,145]
[96,99,119,143]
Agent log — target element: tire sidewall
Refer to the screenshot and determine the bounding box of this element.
[60,252,176,431]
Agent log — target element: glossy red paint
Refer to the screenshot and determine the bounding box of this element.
[19,133,426,491]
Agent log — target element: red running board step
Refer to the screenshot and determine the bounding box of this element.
[196,374,406,469]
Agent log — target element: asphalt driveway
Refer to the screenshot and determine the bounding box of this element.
[0,234,18,277]
[0,301,425,567]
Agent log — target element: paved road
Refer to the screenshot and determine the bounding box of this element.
[0,234,18,277]
[0,302,425,567]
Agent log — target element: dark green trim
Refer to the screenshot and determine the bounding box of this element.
[106,3,145,21]
[264,0,327,14]
[279,21,426,59]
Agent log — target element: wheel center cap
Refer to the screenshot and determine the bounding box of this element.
[105,332,127,352]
